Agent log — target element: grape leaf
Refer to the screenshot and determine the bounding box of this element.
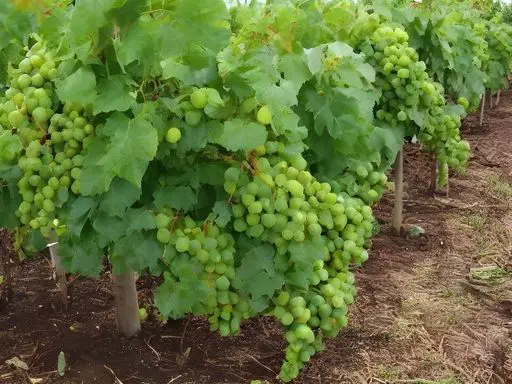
[68,0,117,58]
[93,75,135,114]
[125,208,156,234]
[175,122,211,152]
[0,166,21,228]
[64,197,98,237]
[93,113,158,189]
[161,57,218,86]
[195,163,228,187]
[154,186,197,212]
[234,244,284,300]
[212,200,231,228]
[0,2,36,51]
[114,15,161,76]
[99,178,142,217]
[289,238,324,265]
[21,229,47,256]
[155,259,213,319]
[80,139,116,195]
[285,239,325,289]
[59,225,105,277]
[111,231,163,274]
[92,214,126,248]
[0,129,22,165]
[217,119,268,152]
[159,0,230,58]
[56,67,97,105]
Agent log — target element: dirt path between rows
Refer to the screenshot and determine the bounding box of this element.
[1,93,512,384]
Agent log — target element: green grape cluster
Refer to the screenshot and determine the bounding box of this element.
[47,103,95,195]
[356,23,470,186]
[154,212,250,336]
[226,155,371,262]
[328,161,388,205]
[223,154,373,381]
[15,103,94,236]
[175,87,227,127]
[3,42,96,236]
[0,41,57,145]
[273,268,357,381]
[363,26,429,126]
[418,102,470,170]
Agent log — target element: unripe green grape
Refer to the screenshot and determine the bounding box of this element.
[42,185,55,199]
[248,201,262,214]
[241,193,255,206]
[234,218,247,232]
[185,110,202,126]
[59,175,71,187]
[281,312,294,326]
[62,159,73,170]
[175,236,190,252]
[155,213,171,229]
[202,237,216,251]
[256,105,272,125]
[8,110,24,126]
[190,88,208,109]
[71,180,80,194]
[166,127,182,143]
[32,107,48,124]
[282,228,294,241]
[261,213,277,228]
[70,168,81,180]
[224,181,236,194]
[42,199,55,213]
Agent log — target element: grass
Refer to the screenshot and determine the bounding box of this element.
[376,364,402,380]
[471,265,511,284]
[375,364,460,383]
[460,214,486,230]
[485,173,512,199]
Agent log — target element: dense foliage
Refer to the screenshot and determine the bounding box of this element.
[0,0,511,381]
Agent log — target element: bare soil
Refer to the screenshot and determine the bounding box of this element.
[2,93,512,384]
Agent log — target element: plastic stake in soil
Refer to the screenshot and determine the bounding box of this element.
[48,232,68,311]
[392,149,404,235]
[112,269,141,337]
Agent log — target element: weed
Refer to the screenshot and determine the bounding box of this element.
[486,173,512,199]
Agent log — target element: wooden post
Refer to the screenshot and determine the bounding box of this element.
[429,153,438,194]
[479,92,485,127]
[0,229,13,307]
[48,232,68,311]
[392,149,403,235]
[438,161,449,196]
[112,270,141,337]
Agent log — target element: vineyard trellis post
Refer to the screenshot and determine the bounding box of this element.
[392,149,404,234]
[112,269,141,337]
[479,92,486,127]
[48,232,68,311]
[0,229,13,307]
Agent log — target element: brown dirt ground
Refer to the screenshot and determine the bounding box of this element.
[1,93,512,384]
